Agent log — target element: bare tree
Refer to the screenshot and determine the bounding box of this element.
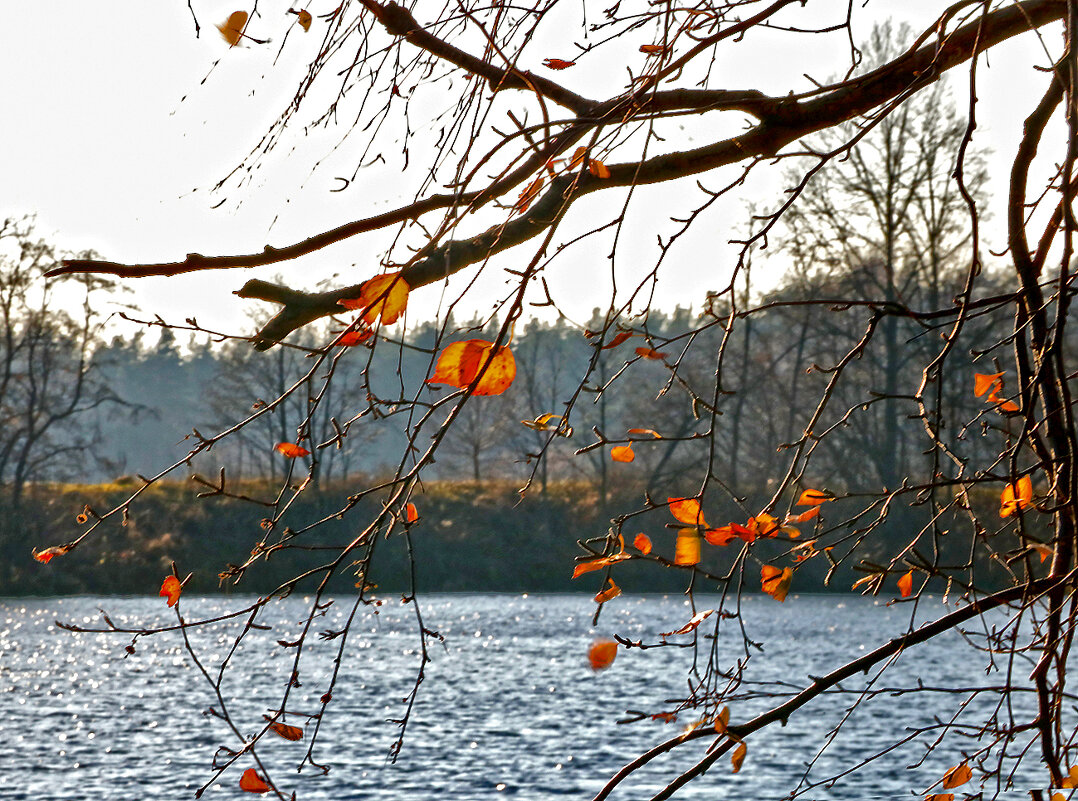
[40,2,1078,798]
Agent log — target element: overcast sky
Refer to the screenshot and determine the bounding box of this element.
[0,2,1061,343]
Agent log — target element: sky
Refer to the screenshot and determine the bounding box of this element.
[0,2,1063,344]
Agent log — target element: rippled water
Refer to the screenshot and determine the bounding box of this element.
[0,594,1046,799]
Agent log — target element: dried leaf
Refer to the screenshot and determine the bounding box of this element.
[602,331,634,349]
[674,528,701,566]
[239,768,271,793]
[897,570,913,598]
[594,579,621,604]
[275,442,310,459]
[974,371,1005,398]
[1000,475,1033,518]
[338,271,411,326]
[611,445,635,463]
[426,340,517,395]
[761,565,793,602]
[159,575,182,607]
[796,488,834,506]
[588,158,611,179]
[639,44,668,54]
[788,506,820,524]
[542,58,576,69]
[660,609,713,637]
[704,526,739,547]
[731,741,747,773]
[217,11,247,46]
[713,706,730,734]
[926,795,954,801]
[335,327,373,347]
[634,347,668,360]
[668,497,708,527]
[1030,543,1054,563]
[267,720,304,741]
[588,639,618,671]
[514,174,545,213]
[521,413,573,437]
[296,9,312,31]
[941,763,972,789]
[571,552,631,579]
[32,544,72,563]
[627,428,661,438]
[633,533,652,554]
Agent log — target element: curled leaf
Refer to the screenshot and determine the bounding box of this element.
[634,347,668,360]
[639,43,668,54]
[1000,475,1033,518]
[731,740,747,773]
[239,768,271,793]
[660,609,713,637]
[339,271,410,326]
[594,578,621,604]
[627,428,661,438]
[266,719,304,741]
[974,371,1004,398]
[335,327,373,347]
[159,575,182,607]
[668,497,707,527]
[588,639,618,671]
[296,9,312,31]
[522,413,573,437]
[542,58,576,69]
[588,158,611,179]
[713,706,730,734]
[275,442,310,459]
[32,544,72,563]
[633,533,652,554]
[796,488,834,506]
[571,552,631,579]
[426,340,517,396]
[897,570,913,598]
[674,528,701,566]
[217,11,248,46]
[602,331,634,349]
[611,445,635,463]
[514,174,545,213]
[761,565,793,602]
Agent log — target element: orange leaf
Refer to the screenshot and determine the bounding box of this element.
[675,528,701,566]
[996,398,1021,413]
[335,327,373,347]
[594,578,621,604]
[239,768,271,793]
[651,711,678,723]
[713,707,730,734]
[926,795,955,801]
[761,565,793,602]
[974,371,1005,398]
[639,44,667,54]
[297,9,312,31]
[611,445,635,463]
[897,570,913,598]
[704,526,739,546]
[668,497,708,527]
[267,720,304,741]
[159,575,182,607]
[731,740,747,773]
[796,489,834,506]
[32,544,71,563]
[1000,474,1033,518]
[338,271,411,326]
[275,442,310,459]
[749,513,779,537]
[942,763,972,789]
[542,58,576,69]
[514,174,545,213]
[628,428,661,438]
[571,553,631,579]
[633,533,652,554]
[426,339,516,396]
[788,506,820,524]
[660,609,713,637]
[634,347,668,360]
[1030,543,1054,563]
[601,331,634,349]
[217,11,248,46]
[588,639,618,671]
[588,158,611,179]
[405,503,419,524]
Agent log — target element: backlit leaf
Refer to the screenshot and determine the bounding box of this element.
[426,340,516,395]
[713,706,729,734]
[296,9,312,31]
[668,497,707,527]
[611,445,635,463]
[660,609,713,637]
[217,11,247,46]
[239,768,270,793]
[1061,764,1078,788]
[32,544,71,563]
[521,413,573,437]
[897,570,913,598]
[602,331,634,349]
[1030,543,1054,563]
[275,442,310,459]
[542,58,576,69]
[731,741,747,773]
[405,503,419,524]
[159,575,182,607]
[571,553,631,579]
[267,720,304,741]
[628,428,661,438]
[335,326,373,347]
[594,579,621,604]
[796,488,834,506]
[635,347,668,360]
[941,763,972,789]
[761,565,793,602]
[704,526,739,546]
[974,371,1004,398]
[588,639,618,671]
[1000,475,1033,518]
[674,528,701,566]
[339,271,410,326]
[788,506,820,524]
[633,533,652,554]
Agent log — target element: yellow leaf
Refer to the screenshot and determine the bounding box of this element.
[761,565,793,602]
[217,11,248,46]
[713,706,729,734]
[426,340,517,396]
[796,488,834,506]
[668,497,708,527]
[338,271,410,326]
[633,533,652,554]
[674,528,701,566]
[1000,474,1033,518]
[611,445,635,463]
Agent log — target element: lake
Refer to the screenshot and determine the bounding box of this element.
[0,594,1046,799]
